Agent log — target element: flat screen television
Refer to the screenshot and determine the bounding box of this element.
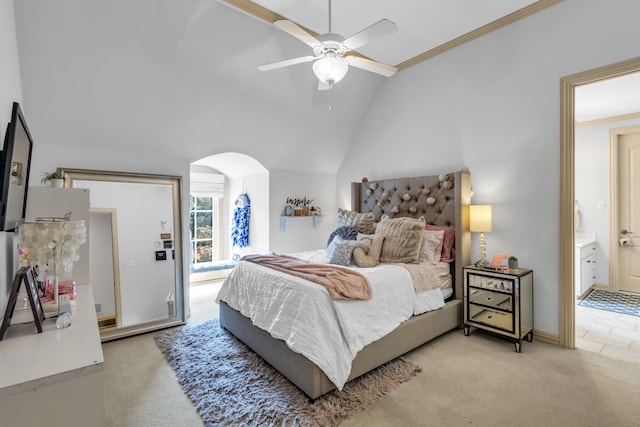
[0,102,33,231]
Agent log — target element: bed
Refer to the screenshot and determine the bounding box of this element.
[217,170,471,399]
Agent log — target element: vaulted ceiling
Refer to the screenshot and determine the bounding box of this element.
[13,0,638,176]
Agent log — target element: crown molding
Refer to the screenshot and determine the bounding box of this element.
[576,111,640,127]
[396,0,564,71]
[222,0,565,72]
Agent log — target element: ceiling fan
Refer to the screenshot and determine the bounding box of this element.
[257,0,398,90]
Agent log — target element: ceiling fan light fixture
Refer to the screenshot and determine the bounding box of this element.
[312,55,348,86]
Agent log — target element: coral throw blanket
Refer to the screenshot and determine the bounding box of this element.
[242,254,372,301]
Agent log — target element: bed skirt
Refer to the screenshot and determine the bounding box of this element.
[219,299,462,399]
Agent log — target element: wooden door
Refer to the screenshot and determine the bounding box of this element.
[615,127,640,293]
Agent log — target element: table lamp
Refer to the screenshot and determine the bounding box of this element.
[18,219,87,316]
[470,205,492,267]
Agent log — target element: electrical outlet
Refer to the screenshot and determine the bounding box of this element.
[597,201,605,210]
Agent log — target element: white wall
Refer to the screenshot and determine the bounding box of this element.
[8,0,640,338]
[575,116,640,286]
[269,169,337,254]
[338,0,640,336]
[0,0,23,319]
[226,172,270,258]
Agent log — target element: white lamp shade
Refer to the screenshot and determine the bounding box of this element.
[470,205,492,232]
[312,56,348,85]
[19,220,87,280]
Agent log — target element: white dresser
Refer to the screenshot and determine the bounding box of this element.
[0,284,104,426]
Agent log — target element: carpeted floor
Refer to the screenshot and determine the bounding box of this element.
[579,289,640,317]
[154,319,421,427]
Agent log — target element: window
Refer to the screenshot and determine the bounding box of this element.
[190,195,217,264]
[189,172,225,279]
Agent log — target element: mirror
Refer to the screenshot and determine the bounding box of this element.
[60,168,185,340]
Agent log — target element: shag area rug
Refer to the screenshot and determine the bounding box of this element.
[579,289,640,317]
[154,319,421,427]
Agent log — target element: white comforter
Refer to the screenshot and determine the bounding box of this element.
[216,250,451,390]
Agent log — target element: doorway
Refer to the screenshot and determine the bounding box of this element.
[574,124,640,362]
[189,152,270,286]
[90,208,121,331]
[560,56,640,350]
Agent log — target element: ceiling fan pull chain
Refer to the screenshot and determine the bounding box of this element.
[328,87,333,112]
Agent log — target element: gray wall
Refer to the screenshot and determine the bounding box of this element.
[0,0,23,319]
[337,0,640,335]
[4,0,640,338]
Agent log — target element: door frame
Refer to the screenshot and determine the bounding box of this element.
[560,56,640,349]
[609,125,640,291]
[90,207,122,331]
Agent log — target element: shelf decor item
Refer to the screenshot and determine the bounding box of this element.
[508,256,519,270]
[41,170,65,188]
[0,267,45,340]
[18,219,87,315]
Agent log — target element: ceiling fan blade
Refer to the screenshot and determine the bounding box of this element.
[258,55,316,71]
[273,20,321,48]
[342,18,397,51]
[346,56,398,77]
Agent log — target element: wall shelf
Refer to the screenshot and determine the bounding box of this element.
[280,215,324,231]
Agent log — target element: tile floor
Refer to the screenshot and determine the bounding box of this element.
[189,280,640,364]
[576,299,640,363]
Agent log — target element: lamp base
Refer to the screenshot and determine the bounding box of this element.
[42,300,60,319]
[475,232,489,268]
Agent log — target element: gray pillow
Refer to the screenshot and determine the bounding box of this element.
[328,238,360,266]
[327,226,358,247]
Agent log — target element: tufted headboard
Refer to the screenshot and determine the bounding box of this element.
[350,170,471,301]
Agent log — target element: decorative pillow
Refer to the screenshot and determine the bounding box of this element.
[326,235,342,258]
[424,225,456,262]
[328,237,360,266]
[419,229,445,263]
[353,233,385,268]
[375,215,426,263]
[326,226,358,247]
[336,208,376,234]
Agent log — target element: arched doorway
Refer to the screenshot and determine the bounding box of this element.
[189,152,269,283]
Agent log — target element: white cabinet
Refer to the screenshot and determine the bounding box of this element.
[0,285,104,426]
[576,242,596,297]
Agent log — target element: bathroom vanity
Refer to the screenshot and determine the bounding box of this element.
[575,233,597,297]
